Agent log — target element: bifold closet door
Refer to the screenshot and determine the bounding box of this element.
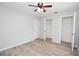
[46,20,52,38]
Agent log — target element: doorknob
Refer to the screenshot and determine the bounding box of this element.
[72,33,74,35]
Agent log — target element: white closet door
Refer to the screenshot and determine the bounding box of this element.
[62,16,73,43]
[46,20,52,38]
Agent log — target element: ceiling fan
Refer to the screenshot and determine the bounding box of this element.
[28,2,52,12]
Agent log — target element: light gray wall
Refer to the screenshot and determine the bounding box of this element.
[40,18,44,39]
[33,18,41,39]
[0,5,40,51]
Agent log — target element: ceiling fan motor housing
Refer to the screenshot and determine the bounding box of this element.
[38,2,43,8]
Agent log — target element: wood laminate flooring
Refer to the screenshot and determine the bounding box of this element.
[0,38,78,56]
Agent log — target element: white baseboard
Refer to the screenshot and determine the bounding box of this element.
[0,38,37,52]
[52,40,61,44]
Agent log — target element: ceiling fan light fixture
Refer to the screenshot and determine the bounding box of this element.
[37,7,43,12]
[37,7,41,12]
[40,8,43,12]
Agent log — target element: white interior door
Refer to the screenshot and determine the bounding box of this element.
[46,20,52,38]
[62,16,73,44]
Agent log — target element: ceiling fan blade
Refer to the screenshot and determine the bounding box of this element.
[28,4,38,7]
[43,5,52,8]
[34,9,38,12]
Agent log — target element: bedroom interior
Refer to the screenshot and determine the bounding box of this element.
[0,2,79,56]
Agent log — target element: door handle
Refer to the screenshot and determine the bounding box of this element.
[72,33,74,35]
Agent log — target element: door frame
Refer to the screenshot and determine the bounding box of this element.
[60,12,76,51]
[44,18,46,42]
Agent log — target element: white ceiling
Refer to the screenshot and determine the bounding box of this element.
[0,2,79,18]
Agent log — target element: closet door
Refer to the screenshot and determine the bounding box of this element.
[62,16,73,43]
